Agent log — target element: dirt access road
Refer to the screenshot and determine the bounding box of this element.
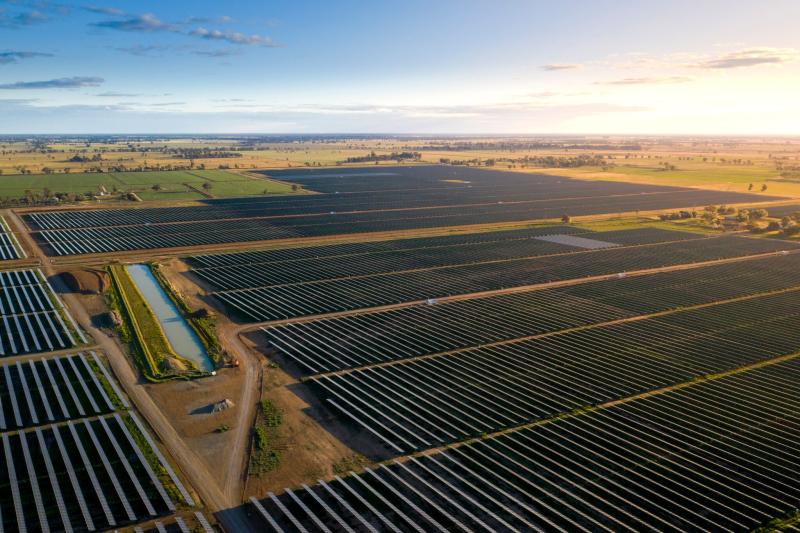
[5,210,257,532]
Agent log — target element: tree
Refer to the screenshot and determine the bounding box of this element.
[748,183,753,191]
[761,184,768,192]
[736,209,749,223]
[202,182,212,191]
[561,214,572,224]
[151,184,162,191]
[749,208,768,221]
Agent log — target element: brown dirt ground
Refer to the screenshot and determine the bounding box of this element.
[60,268,109,294]
[242,332,391,498]
[144,367,245,482]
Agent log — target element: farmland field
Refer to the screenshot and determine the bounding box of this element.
[261,251,800,374]
[252,356,800,531]
[0,169,296,202]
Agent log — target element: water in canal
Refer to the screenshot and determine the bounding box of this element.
[125,264,214,372]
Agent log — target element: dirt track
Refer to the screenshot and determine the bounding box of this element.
[5,209,256,531]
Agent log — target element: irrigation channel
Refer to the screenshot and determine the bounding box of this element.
[125,263,214,372]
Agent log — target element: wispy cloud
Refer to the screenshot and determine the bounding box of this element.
[540,63,582,71]
[113,44,173,56]
[0,76,104,89]
[0,50,53,64]
[82,5,125,16]
[188,27,278,47]
[690,47,799,69]
[0,8,47,27]
[192,48,242,58]
[212,98,252,103]
[87,9,278,47]
[95,91,141,97]
[598,76,693,85]
[91,12,176,32]
[185,15,233,24]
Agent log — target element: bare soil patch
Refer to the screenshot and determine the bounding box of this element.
[145,367,245,481]
[242,332,391,498]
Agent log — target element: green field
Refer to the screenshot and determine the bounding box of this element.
[0,169,301,202]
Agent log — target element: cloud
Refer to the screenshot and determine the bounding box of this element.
[89,9,278,47]
[114,44,172,56]
[0,98,38,105]
[192,48,242,58]
[0,50,53,64]
[0,76,104,89]
[185,15,233,24]
[82,5,125,16]
[189,27,278,47]
[0,9,47,27]
[95,91,141,97]
[91,12,176,32]
[540,63,582,71]
[598,76,693,85]
[691,47,799,69]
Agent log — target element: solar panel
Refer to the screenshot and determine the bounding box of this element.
[66,422,118,526]
[3,434,27,533]
[128,412,195,506]
[175,517,190,533]
[41,358,70,418]
[194,512,214,533]
[15,362,38,425]
[20,431,52,533]
[3,365,22,427]
[28,361,54,422]
[91,351,129,408]
[81,419,137,521]
[97,417,156,516]
[79,353,115,411]
[53,357,84,417]
[67,355,100,413]
[51,425,96,531]
[112,414,175,511]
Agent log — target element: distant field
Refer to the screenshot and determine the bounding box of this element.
[534,161,800,198]
[0,169,299,201]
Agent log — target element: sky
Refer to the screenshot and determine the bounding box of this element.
[1,0,799,134]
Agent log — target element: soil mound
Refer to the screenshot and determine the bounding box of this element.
[212,398,235,412]
[161,356,189,373]
[61,269,109,294]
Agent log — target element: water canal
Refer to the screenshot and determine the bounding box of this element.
[126,263,214,372]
